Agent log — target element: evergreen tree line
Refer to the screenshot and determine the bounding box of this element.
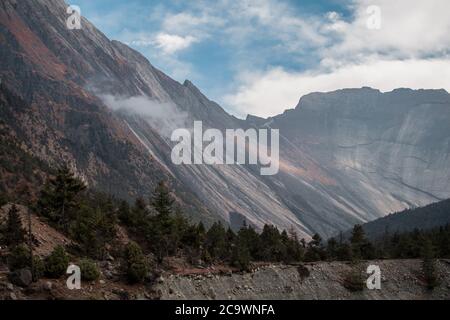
[1,166,449,284]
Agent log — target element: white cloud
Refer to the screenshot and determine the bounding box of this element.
[99,0,450,118]
[224,0,450,118]
[224,58,450,118]
[161,12,225,36]
[153,33,199,54]
[326,0,450,60]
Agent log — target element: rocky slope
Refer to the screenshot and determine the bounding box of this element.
[253,88,450,237]
[1,0,449,237]
[157,259,450,300]
[0,0,309,236]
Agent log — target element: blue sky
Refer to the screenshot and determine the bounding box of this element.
[74,0,450,118]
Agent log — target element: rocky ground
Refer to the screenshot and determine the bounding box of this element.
[1,258,449,300]
[157,259,450,300]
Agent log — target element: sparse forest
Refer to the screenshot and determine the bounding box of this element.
[0,166,449,287]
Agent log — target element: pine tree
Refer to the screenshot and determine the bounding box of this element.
[326,237,338,261]
[350,224,366,260]
[282,229,303,263]
[37,166,86,231]
[150,181,174,217]
[5,205,26,246]
[130,197,147,228]
[231,240,251,271]
[259,224,283,261]
[118,200,131,225]
[205,222,227,261]
[304,233,326,262]
[145,183,180,263]
[239,224,261,260]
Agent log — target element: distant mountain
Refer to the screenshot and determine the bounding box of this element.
[256,87,450,237]
[343,199,450,240]
[1,0,450,238]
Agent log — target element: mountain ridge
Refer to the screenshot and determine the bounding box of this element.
[342,198,450,241]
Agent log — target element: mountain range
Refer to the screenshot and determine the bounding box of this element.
[1,0,450,238]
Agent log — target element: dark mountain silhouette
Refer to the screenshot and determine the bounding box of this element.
[344,199,450,240]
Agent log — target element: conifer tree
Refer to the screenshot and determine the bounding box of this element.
[37,166,86,231]
[231,240,251,271]
[118,200,132,225]
[4,205,26,246]
[304,233,326,262]
[205,222,227,261]
[150,181,174,217]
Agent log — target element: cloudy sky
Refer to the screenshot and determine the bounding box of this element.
[75,0,450,118]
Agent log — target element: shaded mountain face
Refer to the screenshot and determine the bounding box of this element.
[1,0,449,238]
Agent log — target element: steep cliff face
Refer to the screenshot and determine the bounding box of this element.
[0,0,216,224]
[0,0,307,235]
[1,0,449,237]
[257,88,450,236]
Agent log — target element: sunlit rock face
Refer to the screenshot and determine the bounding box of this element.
[261,88,450,237]
[1,0,450,238]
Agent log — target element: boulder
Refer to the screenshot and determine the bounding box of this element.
[9,269,32,287]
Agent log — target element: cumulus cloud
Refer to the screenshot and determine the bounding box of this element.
[153,33,199,54]
[224,59,450,118]
[224,0,450,118]
[85,0,450,118]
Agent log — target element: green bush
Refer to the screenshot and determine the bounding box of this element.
[231,243,251,271]
[343,268,365,292]
[422,258,440,290]
[297,264,310,281]
[45,246,69,278]
[124,242,149,283]
[8,244,31,270]
[32,255,45,280]
[79,259,100,281]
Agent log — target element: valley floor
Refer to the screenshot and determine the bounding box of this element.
[1,259,449,300]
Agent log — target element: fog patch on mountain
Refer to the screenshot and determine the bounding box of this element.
[99,94,189,138]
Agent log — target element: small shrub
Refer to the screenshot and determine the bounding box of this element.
[422,259,440,290]
[32,255,45,280]
[79,259,100,281]
[231,244,251,272]
[124,242,149,283]
[343,268,365,292]
[297,264,310,281]
[45,246,69,278]
[421,240,440,290]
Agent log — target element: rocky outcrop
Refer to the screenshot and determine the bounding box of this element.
[259,88,450,237]
[157,260,450,300]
